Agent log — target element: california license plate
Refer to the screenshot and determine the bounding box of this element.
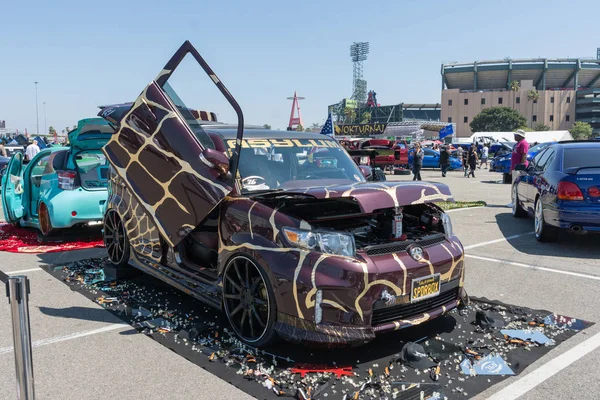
[410,273,441,303]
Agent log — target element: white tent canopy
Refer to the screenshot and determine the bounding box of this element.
[469,131,573,144]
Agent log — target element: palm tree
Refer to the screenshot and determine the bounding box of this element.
[527,90,540,128]
[509,80,520,109]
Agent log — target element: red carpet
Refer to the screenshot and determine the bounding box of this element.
[0,223,105,253]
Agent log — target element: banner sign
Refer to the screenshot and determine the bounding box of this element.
[334,123,387,136]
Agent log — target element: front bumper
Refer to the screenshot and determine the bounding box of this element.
[274,235,466,345]
[275,283,465,345]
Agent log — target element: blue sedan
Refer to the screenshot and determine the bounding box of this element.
[512,141,600,241]
[409,149,463,170]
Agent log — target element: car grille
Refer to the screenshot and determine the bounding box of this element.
[371,288,459,326]
[364,233,446,256]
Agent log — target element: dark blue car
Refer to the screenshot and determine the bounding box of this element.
[512,141,600,241]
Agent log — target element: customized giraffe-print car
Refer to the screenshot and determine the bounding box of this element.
[98,41,468,347]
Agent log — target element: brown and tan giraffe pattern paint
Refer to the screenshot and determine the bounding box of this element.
[102,80,234,248]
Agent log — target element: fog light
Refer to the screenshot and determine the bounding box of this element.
[314,289,323,324]
[71,211,77,216]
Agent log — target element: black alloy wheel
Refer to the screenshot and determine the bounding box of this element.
[103,209,130,267]
[223,256,276,346]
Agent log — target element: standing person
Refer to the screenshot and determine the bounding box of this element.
[510,130,529,177]
[439,146,450,177]
[456,145,464,161]
[462,146,469,177]
[0,140,7,157]
[25,139,40,162]
[412,143,423,181]
[468,147,478,178]
[479,144,489,169]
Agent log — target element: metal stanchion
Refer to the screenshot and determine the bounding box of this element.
[2,272,35,400]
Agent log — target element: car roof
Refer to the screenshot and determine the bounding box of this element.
[204,129,333,141]
[555,140,600,149]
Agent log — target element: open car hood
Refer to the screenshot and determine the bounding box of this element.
[69,117,115,150]
[254,181,454,213]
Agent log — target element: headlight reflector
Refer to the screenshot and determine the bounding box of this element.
[283,227,356,257]
[441,213,453,239]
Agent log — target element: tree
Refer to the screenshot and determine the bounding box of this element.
[569,121,593,140]
[73,125,77,131]
[343,107,356,124]
[360,111,371,124]
[263,124,271,130]
[534,123,550,131]
[296,124,304,132]
[469,107,527,132]
[527,90,540,128]
[48,126,56,135]
[65,126,70,133]
[509,80,520,108]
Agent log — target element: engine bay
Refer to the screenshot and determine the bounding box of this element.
[259,196,447,249]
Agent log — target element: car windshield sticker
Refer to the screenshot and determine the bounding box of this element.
[227,138,341,149]
[241,175,269,191]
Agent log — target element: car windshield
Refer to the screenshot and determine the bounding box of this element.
[563,148,600,169]
[529,142,551,153]
[227,137,366,193]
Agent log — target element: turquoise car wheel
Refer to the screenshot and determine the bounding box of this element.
[39,202,53,236]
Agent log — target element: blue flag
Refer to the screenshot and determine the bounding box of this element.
[439,124,454,139]
[320,113,334,136]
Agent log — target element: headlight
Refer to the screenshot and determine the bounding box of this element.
[441,213,453,239]
[283,227,356,257]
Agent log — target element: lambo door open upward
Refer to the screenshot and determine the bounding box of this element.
[102,41,245,247]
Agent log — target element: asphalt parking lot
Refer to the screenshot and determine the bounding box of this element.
[1,167,599,400]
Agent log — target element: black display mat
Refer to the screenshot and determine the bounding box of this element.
[41,259,593,400]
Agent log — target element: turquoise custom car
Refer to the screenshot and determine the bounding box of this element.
[1,118,113,235]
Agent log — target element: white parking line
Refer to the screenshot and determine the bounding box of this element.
[466,254,600,281]
[487,330,600,400]
[445,206,486,213]
[463,232,534,250]
[0,323,127,355]
[7,267,42,275]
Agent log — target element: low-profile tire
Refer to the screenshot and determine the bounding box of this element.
[223,255,278,347]
[38,202,53,236]
[511,185,527,218]
[394,169,411,176]
[534,197,558,242]
[503,173,512,184]
[103,209,130,268]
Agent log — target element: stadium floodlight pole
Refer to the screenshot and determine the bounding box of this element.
[350,42,370,103]
[34,82,39,135]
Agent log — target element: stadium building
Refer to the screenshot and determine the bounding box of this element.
[441,58,600,137]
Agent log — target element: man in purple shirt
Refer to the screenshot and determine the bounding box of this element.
[511,130,529,171]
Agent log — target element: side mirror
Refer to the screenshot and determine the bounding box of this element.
[514,163,527,171]
[359,165,372,179]
[200,148,231,179]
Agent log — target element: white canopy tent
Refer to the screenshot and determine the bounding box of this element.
[469,131,573,144]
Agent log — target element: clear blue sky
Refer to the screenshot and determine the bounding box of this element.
[1,0,598,134]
